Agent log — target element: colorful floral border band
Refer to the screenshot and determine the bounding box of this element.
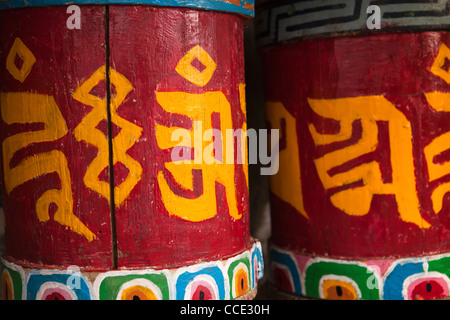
[0,241,263,300]
[270,244,450,300]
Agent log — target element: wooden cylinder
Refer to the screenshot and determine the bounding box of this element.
[257,0,450,300]
[0,0,263,300]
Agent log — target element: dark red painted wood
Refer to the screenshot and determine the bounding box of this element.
[262,32,450,259]
[109,7,250,268]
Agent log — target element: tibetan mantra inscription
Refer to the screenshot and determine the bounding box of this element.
[263,33,450,258]
[0,6,250,269]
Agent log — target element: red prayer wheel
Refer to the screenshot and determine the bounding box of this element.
[0,0,263,300]
[257,0,450,300]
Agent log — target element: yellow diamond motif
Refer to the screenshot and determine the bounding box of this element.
[6,37,36,83]
[175,45,217,87]
[430,43,450,84]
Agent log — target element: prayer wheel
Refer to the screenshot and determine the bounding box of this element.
[256,0,450,300]
[0,0,263,300]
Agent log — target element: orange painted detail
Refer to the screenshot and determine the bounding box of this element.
[1,271,13,300]
[322,280,358,300]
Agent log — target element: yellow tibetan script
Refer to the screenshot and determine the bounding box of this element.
[423,43,450,215]
[155,45,243,222]
[266,101,308,220]
[1,37,95,241]
[266,42,450,230]
[72,65,143,207]
[308,96,430,229]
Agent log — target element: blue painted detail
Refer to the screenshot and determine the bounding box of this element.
[251,242,264,287]
[0,0,254,17]
[175,266,226,300]
[270,248,302,295]
[382,261,424,300]
[26,272,92,300]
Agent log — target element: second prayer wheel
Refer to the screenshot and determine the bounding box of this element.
[257,0,450,300]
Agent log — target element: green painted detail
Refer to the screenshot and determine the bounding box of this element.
[227,256,251,299]
[304,261,380,300]
[98,272,170,300]
[428,256,450,277]
[0,261,24,300]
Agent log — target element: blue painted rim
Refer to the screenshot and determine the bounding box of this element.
[0,0,255,16]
